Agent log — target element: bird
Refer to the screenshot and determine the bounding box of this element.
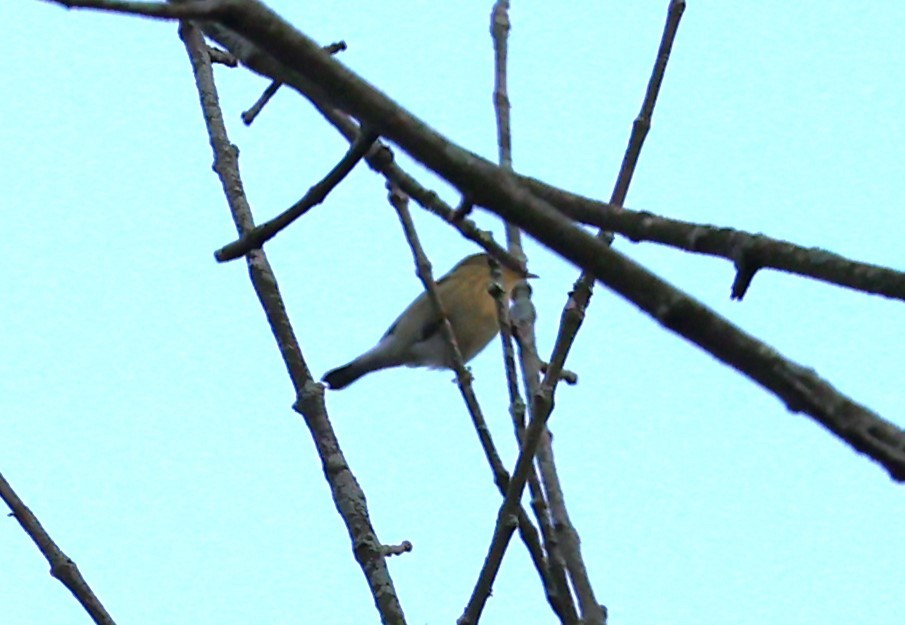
[322,253,533,390]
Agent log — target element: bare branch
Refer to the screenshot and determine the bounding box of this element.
[241,79,281,125]
[564,0,686,330]
[521,178,905,302]
[490,0,521,254]
[214,128,377,262]
[193,0,905,477]
[242,41,346,125]
[490,265,579,625]
[458,347,563,625]
[322,110,530,276]
[512,5,686,623]
[43,0,220,20]
[614,0,685,208]
[177,21,408,625]
[489,3,581,622]
[488,260,525,435]
[535,432,606,625]
[508,282,581,625]
[380,541,413,558]
[0,472,116,625]
[387,185,473,386]
[387,185,558,607]
[463,236,597,625]
[207,45,237,66]
[186,17,531,277]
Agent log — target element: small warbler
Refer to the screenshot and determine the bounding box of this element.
[322,253,533,389]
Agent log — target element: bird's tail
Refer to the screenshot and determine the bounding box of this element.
[322,341,403,390]
[322,362,368,390]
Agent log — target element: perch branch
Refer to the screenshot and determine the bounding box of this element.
[489,3,580,622]
[178,21,407,625]
[509,281,582,625]
[458,332,567,625]
[387,185,559,610]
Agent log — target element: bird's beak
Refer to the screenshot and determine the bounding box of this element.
[525,271,539,279]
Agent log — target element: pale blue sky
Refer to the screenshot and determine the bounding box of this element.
[2,2,903,624]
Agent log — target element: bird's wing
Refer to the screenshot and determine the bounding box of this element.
[379,290,438,341]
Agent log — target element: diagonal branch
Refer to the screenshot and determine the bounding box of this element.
[241,79,281,124]
[44,0,219,19]
[458,337,565,625]
[387,185,561,614]
[0,472,116,625]
[242,41,346,125]
[178,21,407,625]
[506,278,584,625]
[457,334,595,625]
[614,0,684,207]
[168,13,531,276]
[214,128,377,262]
[521,7,685,623]
[320,108,531,275]
[520,177,905,302]
[173,14,533,277]
[52,0,905,304]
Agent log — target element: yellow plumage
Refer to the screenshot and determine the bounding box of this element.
[322,253,529,389]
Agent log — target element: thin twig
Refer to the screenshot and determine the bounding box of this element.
[199,23,532,275]
[176,22,532,275]
[316,108,529,276]
[460,250,586,625]
[321,41,348,55]
[387,185,471,382]
[526,7,686,622]
[572,0,686,307]
[380,541,413,557]
[242,41,347,125]
[0,472,116,625]
[214,128,377,262]
[539,362,577,385]
[537,434,604,622]
[512,281,605,624]
[491,0,521,254]
[488,259,525,435]
[386,184,558,605]
[458,349,562,625]
[488,0,527,427]
[509,281,580,625]
[490,264,578,625]
[207,45,236,66]
[242,79,281,125]
[489,2,580,622]
[178,21,408,625]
